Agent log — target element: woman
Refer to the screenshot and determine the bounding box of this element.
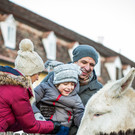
[0,39,60,133]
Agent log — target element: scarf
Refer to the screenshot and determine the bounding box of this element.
[79,72,93,86]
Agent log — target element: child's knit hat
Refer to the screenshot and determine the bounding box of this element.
[53,63,81,85]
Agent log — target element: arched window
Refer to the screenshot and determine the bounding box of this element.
[94,53,101,76]
[0,14,16,49]
[68,42,79,62]
[42,31,56,60]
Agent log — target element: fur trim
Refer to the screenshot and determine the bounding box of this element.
[27,76,35,105]
[0,71,30,88]
[0,71,35,105]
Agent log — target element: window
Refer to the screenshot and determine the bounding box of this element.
[94,53,101,76]
[116,67,122,80]
[105,56,122,80]
[8,25,14,42]
[68,42,79,61]
[42,31,56,60]
[0,14,16,49]
[123,65,131,76]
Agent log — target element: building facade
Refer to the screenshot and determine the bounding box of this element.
[0,0,135,88]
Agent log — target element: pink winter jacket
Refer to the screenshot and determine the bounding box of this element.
[0,70,54,133]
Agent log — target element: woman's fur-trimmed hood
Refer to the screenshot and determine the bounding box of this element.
[0,71,30,88]
[0,71,35,104]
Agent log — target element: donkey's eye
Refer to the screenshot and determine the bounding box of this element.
[94,113,102,117]
[94,111,110,117]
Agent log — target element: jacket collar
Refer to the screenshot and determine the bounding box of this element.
[0,66,22,76]
[0,66,35,104]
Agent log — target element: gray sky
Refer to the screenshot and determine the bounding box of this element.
[10,0,135,62]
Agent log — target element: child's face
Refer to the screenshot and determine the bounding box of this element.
[57,82,75,96]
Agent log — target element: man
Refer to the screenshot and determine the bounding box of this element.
[72,45,102,106]
[68,45,103,135]
[40,45,103,134]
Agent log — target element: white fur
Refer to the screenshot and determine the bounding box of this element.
[77,67,135,135]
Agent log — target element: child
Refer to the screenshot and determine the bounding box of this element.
[32,63,84,135]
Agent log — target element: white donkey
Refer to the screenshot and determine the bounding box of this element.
[77,67,135,135]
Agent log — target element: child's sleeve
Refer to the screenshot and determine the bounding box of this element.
[73,95,84,127]
[32,83,47,114]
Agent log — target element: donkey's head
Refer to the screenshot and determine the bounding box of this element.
[77,67,135,135]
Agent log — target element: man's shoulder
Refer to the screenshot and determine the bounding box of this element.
[91,70,103,88]
[89,78,103,89]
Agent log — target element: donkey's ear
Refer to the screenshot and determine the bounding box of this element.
[108,67,135,98]
[120,67,135,92]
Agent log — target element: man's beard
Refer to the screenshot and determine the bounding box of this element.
[80,68,91,80]
[79,69,94,85]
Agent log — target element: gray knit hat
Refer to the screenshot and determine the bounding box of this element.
[72,45,98,64]
[53,63,81,85]
[44,60,64,72]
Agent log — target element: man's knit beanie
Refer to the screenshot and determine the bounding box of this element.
[53,63,81,85]
[72,45,98,64]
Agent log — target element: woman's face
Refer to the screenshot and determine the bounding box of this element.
[57,82,75,96]
[30,73,39,83]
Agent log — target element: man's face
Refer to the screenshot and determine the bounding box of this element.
[75,57,96,80]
